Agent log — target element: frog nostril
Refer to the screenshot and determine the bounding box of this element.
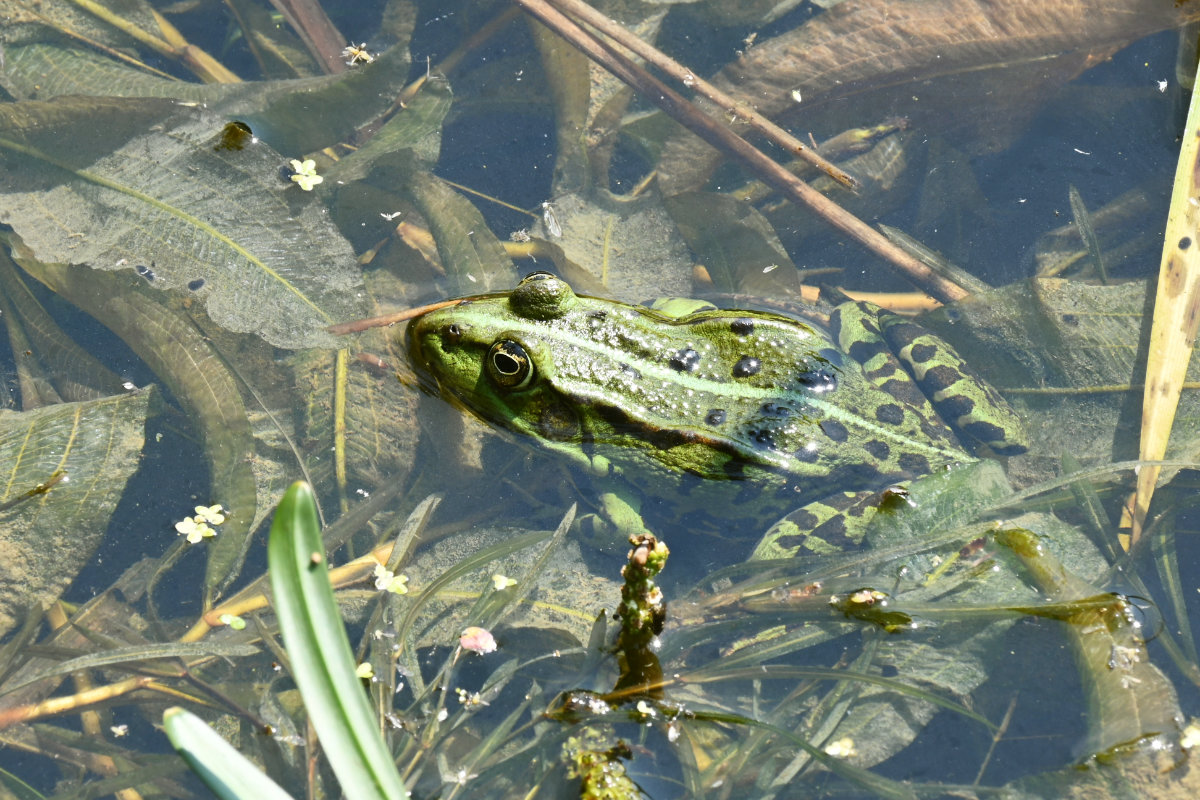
[445,323,462,345]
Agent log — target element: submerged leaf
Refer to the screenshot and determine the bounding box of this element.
[0,39,414,156]
[289,326,419,502]
[0,390,151,638]
[921,279,1200,488]
[325,78,453,183]
[12,258,260,601]
[664,191,797,295]
[0,96,367,349]
[657,0,1199,192]
[370,152,515,294]
[0,252,126,405]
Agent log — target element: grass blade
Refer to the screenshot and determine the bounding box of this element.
[163,706,293,800]
[268,481,408,800]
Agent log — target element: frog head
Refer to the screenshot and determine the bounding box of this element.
[406,272,587,447]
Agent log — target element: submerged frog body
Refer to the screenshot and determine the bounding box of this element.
[406,272,1026,557]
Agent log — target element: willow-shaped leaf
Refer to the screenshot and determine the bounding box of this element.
[370,151,515,294]
[290,329,419,502]
[6,641,259,695]
[0,96,366,349]
[325,79,452,183]
[2,0,165,57]
[0,251,125,405]
[0,37,414,157]
[0,390,151,638]
[13,256,260,601]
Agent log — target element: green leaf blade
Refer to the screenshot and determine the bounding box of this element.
[163,706,294,800]
[267,482,407,800]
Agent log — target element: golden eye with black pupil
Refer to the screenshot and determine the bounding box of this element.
[487,341,534,389]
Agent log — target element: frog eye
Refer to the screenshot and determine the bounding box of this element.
[487,340,534,390]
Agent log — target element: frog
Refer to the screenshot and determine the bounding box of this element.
[405,271,1027,559]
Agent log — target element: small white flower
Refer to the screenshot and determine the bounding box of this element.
[194,504,225,525]
[175,517,215,544]
[825,737,856,758]
[289,159,323,191]
[373,564,409,594]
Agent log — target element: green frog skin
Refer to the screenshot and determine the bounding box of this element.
[406,272,1026,557]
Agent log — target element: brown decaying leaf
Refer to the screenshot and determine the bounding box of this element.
[1133,60,1200,544]
[657,0,1199,193]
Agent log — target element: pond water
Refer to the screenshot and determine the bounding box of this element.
[1,1,1199,798]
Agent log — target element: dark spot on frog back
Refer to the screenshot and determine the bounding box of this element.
[965,420,1024,455]
[908,342,938,364]
[922,364,965,394]
[880,377,927,407]
[897,452,931,475]
[670,347,701,372]
[935,391,975,424]
[760,402,792,418]
[785,508,821,530]
[881,320,925,351]
[847,338,888,366]
[809,514,851,548]
[733,356,761,377]
[820,419,849,442]
[863,440,890,461]
[875,403,905,425]
[750,428,776,448]
[730,318,756,336]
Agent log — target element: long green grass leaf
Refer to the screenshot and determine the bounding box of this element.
[268,482,408,800]
[163,706,293,800]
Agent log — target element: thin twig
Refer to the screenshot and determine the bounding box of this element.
[512,0,968,302]
[67,0,240,83]
[546,0,856,190]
